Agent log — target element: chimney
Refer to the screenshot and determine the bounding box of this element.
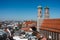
[44,6,49,19]
[37,6,42,32]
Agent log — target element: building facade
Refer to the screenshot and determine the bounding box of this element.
[40,19,60,40]
[37,6,60,40]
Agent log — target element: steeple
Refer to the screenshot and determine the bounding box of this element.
[37,5,42,32]
[44,6,49,19]
[37,6,42,18]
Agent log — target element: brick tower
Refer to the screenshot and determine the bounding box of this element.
[37,6,42,32]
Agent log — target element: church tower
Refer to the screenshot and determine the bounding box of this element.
[37,6,42,32]
[44,6,49,19]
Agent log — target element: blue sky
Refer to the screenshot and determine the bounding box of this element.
[0,0,60,21]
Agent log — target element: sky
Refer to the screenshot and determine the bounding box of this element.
[0,0,60,21]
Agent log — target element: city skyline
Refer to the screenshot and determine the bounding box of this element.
[0,0,60,21]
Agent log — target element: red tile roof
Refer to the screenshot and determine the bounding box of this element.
[21,19,60,33]
[41,19,60,33]
[21,27,30,31]
[24,21,37,27]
